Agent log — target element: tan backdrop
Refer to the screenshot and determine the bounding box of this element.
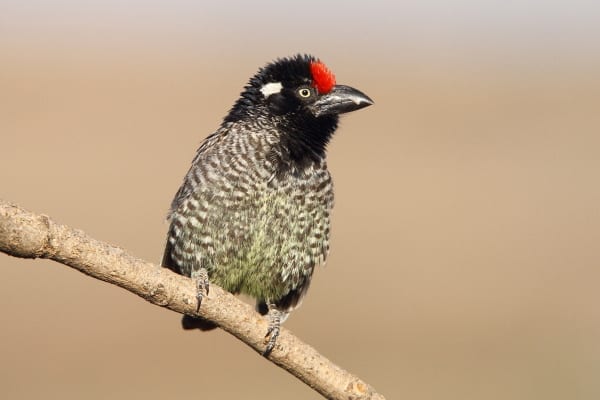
[2,2,600,399]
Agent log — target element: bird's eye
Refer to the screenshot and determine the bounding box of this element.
[298,88,312,98]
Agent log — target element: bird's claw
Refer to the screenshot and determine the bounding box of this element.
[192,268,210,312]
[263,325,280,357]
[263,304,283,357]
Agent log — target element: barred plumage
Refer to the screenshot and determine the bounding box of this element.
[162,54,372,355]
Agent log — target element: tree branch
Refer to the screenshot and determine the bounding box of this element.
[0,199,384,400]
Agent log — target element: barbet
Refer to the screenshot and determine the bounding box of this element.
[162,54,373,354]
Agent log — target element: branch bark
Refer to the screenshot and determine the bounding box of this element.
[0,199,384,400]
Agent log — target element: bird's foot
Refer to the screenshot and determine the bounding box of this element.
[263,304,286,357]
[191,268,210,312]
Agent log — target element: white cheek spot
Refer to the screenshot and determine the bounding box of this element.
[260,82,283,98]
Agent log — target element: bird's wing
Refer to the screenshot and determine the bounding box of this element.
[161,128,227,273]
[161,238,180,273]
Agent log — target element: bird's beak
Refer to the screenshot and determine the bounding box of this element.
[309,85,374,117]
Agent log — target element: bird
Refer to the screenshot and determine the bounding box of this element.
[161,54,373,355]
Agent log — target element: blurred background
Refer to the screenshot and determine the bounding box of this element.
[2,1,600,399]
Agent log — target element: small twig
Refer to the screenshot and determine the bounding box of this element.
[0,199,384,400]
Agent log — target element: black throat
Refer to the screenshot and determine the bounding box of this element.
[224,80,339,172]
[277,113,338,168]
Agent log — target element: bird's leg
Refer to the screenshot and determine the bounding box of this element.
[263,304,287,356]
[191,267,210,311]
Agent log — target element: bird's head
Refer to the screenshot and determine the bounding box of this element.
[224,55,373,159]
[225,54,373,123]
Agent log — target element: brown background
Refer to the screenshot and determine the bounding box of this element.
[2,2,600,399]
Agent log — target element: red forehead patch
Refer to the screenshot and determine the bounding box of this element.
[310,61,336,94]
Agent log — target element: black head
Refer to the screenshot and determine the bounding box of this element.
[225,54,373,157]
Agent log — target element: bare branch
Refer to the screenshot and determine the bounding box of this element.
[0,199,385,400]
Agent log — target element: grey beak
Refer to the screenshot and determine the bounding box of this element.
[310,85,374,117]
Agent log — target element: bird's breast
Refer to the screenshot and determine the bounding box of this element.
[198,166,333,296]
